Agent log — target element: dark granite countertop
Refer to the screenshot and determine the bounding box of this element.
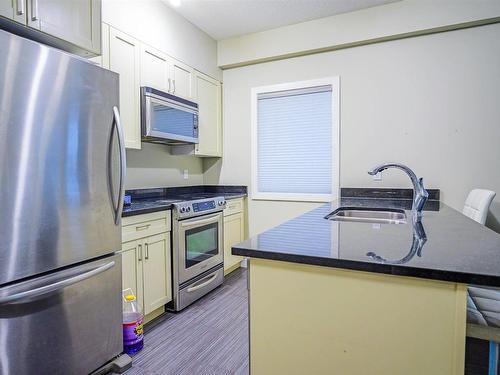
[233,189,500,287]
[122,185,247,217]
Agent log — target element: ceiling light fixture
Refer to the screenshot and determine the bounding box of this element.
[170,0,181,7]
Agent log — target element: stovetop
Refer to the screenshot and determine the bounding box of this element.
[121,186,247,217]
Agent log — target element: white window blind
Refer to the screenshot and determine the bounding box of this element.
[255,83,335,200]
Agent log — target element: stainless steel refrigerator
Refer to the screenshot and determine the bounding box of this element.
[0,29,126,375]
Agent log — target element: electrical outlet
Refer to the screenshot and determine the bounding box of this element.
[373,171,382,181]
[183,169,189,179]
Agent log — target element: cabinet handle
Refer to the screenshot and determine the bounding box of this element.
[31,0,38,21]
[172,79,176,94]
[168,78,171,93]
[138,244,142,261]
[16,0,24,15]
[145,243,149,260]
[135,224,150,231]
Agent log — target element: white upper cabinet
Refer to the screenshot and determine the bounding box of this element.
[95,22,221,153]
[0,0,101,55]
[108,26,141,150]
[89,22,108,68]
[140,44,169,92]
[0,0,27,24]
[139,44,194,100]
[170,59,194,100]
[26,0,101,54]
[195,71,222,157]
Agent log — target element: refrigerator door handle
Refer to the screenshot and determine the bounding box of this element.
[0,261,115,305]
[112,106,126,224]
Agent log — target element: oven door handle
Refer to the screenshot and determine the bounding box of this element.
[186,273,218,293]
[179,213,221,228]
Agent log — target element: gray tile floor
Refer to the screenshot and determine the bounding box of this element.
[122,268,249,375]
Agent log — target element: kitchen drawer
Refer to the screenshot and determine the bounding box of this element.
[224,198,244,217]
[122,210,171,242]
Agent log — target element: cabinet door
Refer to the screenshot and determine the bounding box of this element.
[109,27,141,149]
[223,212,244,273]
[140,44,169,92]
[88,22,109,68]
[194,72,222,157]
[121,239,144,309]
[170,59,194,99]
[27,0,101,54]
[0,0,27,24]
[142,232,171,315]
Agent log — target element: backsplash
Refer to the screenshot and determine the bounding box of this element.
[125,142,204,189]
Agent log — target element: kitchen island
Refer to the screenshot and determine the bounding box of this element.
[233,190,500,375]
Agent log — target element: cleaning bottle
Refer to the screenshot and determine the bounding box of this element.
[122,292,144,354]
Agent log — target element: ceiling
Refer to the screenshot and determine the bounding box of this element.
[165,0,398,40]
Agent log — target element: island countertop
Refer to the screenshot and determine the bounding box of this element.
[233,191,500,287]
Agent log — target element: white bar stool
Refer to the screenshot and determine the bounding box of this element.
[463,189,497,374]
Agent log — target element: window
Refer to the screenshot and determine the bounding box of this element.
[251,77,339,202]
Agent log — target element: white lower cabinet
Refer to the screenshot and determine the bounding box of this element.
[120,211,172,317]
[142,232,171,314]
[120,239,144,309]
[223,198,246,274]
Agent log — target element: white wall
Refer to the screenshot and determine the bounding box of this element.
[218,0,500,68]
[126,143,203,189]
[102,0,221,81]
[207,23,500,235]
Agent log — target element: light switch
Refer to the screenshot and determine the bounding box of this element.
[183,169,189,179]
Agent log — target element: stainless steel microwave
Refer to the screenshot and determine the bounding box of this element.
[141,86,199,144]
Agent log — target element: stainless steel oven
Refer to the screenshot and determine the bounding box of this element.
[141,86,199,145]
[171,197,226,311]
[177,212,223,283]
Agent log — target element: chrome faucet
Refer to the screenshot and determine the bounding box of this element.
[368,163,429,222]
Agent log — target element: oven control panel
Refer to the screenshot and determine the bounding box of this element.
[174,197,226,219]
[192,200,216,212]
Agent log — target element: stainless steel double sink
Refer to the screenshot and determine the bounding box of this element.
[325,207,407,224]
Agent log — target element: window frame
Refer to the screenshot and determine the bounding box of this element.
[251,77,340,202]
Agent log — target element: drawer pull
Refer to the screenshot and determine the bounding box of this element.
[187,273,218,293]
[135,224,151,231]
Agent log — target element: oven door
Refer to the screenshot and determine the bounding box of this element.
[142,89,199,144]
[177,212,223,284]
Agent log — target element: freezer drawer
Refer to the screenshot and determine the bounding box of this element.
[0,254,123,375]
